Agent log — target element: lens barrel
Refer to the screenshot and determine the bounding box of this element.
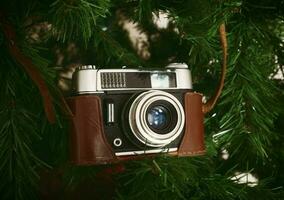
[128,90,185,147]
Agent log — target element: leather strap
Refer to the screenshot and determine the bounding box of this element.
[202,23,228,113]
[0,12,74,122]
[0,11,56,123]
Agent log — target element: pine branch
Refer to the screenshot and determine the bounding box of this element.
[49,0,111,45]
[92,28,143,66]
[0,61,48,200]
[215,19,280,167]
[0,12,69,199]
[137,0,157,24]
[115,156,250,200]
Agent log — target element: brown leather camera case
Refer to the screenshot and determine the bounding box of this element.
[67,95,117,165]
[177,92,205,156]
[67,92,205,165]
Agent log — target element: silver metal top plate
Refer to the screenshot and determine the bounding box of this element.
[72,63,192,94]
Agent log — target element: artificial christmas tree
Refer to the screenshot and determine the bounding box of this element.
[0,0,284,199]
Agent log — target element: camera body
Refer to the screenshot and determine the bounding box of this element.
[67,63,205,165]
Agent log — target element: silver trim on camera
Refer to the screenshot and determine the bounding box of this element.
[72,64,192,94]
[115,147,178,156]
[128,90,185,147]
[106,102,115,123]
[113,138,122,147]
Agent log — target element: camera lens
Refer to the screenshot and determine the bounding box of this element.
[128,90,185,147]
[147,106,169,130]
[146,101,178,135]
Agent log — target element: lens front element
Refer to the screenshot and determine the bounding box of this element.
[147,106,169,130]
[128,90,185,147]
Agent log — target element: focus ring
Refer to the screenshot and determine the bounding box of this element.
[128,90,185,147]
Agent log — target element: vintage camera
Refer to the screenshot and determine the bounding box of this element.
[67,63,205,165]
